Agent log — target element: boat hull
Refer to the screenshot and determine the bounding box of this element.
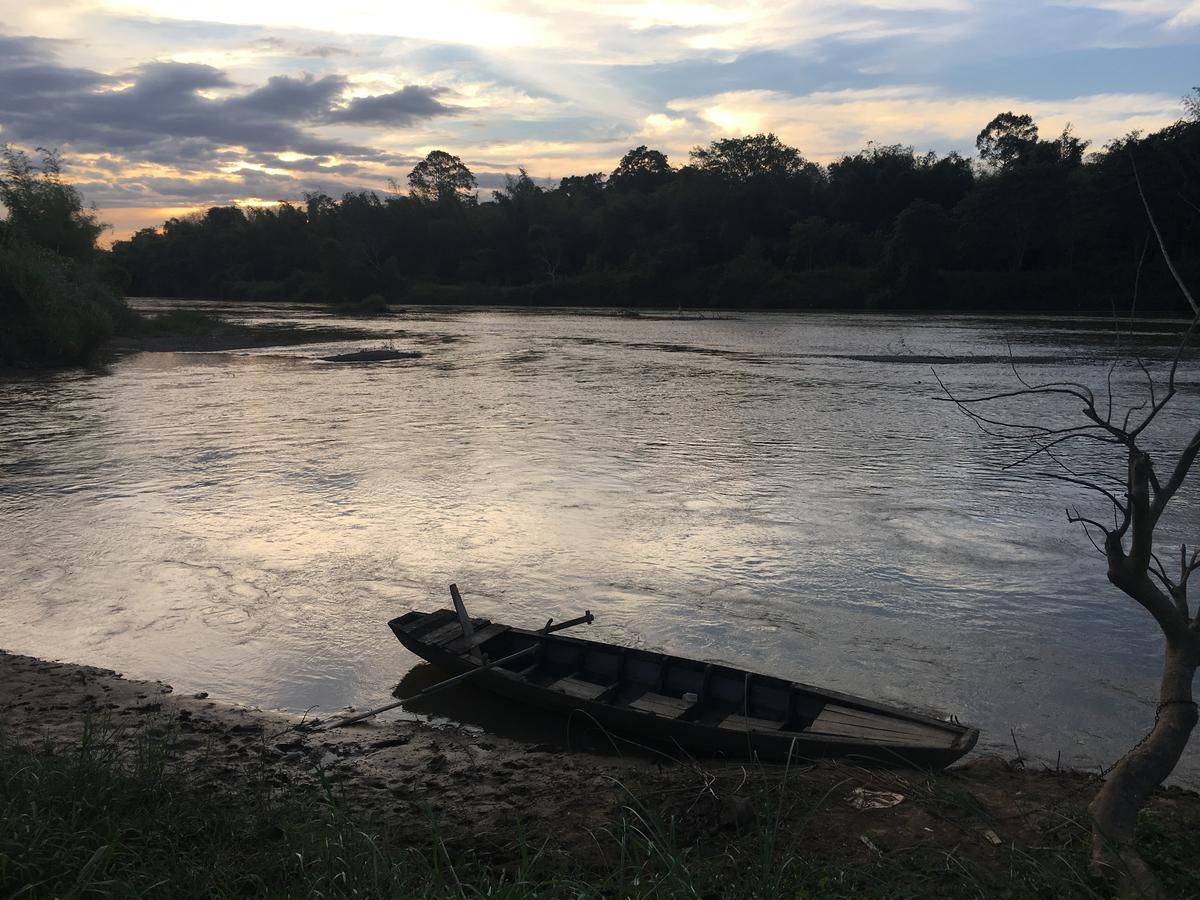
[390,610,978,770]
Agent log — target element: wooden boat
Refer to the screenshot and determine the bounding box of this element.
[389,608,979,769]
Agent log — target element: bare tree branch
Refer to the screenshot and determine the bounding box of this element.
[1039,473,1128,511]
[1124,235,1150,340]
[1150,426,1200,525]
[938,157,1200,891]
[1132,154,1199,316]
[1149,552,1178,601]
[1105,359,1119,423]
[1004,433,1122,470]
[937,384,1097,407]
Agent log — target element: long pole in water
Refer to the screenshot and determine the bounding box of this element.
[318,610,594,731]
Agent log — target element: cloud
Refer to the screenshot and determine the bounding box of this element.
[0,34,455,166]
[239,151,364,175]
[231,73,349,117]
[0,33,69,62]
[328,85,454,125]
[3,0,1195,239]
[1168,0,1200,24]
[0,51,343,159]
[99,0,551,49]
[75,166,370,207]
[665,85,1186,160]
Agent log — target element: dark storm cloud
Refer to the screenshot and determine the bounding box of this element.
[0,33,454,165]
[0,33,68,63]
[0,62,115,98]
[231,73,349,118]
[327,85,454,125]
[0,53,355,159]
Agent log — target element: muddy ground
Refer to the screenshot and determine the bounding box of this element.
[3,649,1198,894]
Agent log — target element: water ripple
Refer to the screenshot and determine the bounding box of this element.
[1,307,1197,782]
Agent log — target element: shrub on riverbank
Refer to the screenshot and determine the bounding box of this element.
[0,235,140,367]
[335,291,392,315]
[1,146,142,367]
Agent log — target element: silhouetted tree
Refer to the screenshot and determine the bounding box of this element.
[408,150,477,204]
[689,133,807,181]
[609,146,673,193]
[557,173,606,201]
[105,98,1200,314]
[828,144,972,230]
[0,145,104,261]
[976,112,1039,170]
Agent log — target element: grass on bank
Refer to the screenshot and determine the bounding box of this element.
[5,717,1200,899]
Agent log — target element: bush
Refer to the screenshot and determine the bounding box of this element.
[0,237,140,367]
[351,292,390,313]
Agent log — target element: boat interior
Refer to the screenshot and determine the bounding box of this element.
[393,609,961,749]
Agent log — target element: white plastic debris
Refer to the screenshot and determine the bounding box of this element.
[847,787,905,810]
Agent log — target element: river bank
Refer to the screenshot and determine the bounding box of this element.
[104,309,386,355]
[3,649,1198,897]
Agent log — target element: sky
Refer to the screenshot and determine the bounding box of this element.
[0,1,1197,241]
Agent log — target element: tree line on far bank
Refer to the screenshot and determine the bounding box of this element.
[106,99,1200,314]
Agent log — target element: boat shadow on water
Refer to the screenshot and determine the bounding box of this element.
[393,663,639,758]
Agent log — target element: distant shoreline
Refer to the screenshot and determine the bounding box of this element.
[125,296,1200,326]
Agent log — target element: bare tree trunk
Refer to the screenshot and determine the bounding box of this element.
[1088,642,1198,896]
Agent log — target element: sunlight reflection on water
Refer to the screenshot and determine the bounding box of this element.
[1,304,1197,781]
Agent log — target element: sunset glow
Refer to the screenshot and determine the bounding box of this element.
[1,0,1195,238]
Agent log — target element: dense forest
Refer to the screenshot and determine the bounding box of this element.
[108,102,1200,313]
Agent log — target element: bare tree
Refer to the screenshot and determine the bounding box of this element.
[938,179,1199,895]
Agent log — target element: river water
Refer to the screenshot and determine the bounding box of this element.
[2,303,1197,781]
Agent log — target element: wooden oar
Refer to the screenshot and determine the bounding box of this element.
[317,610,594,731]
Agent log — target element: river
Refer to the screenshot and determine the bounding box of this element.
[2,302,1197,781]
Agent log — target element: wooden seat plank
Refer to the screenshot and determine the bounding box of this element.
[445,622,508,654]
[804,722,921,744]
[817,709,931,733]
[628,692,695,718]
[814,705,946,740]
[818,702,932,726]
[422,621,471,647]
[719,713,783,733]
[405,610,457,637]
[821,701,947,726]
[551,676,610,700]
[806,718,949,747]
